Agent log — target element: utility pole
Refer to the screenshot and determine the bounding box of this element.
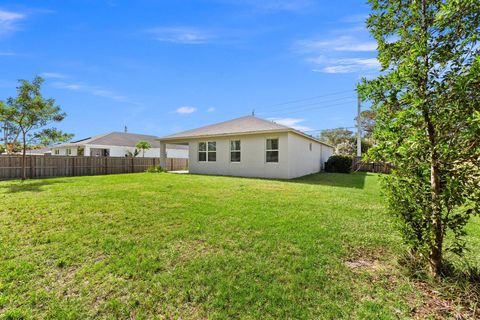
[356,94,362,157]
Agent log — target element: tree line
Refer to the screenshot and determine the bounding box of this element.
[318,110,376,156]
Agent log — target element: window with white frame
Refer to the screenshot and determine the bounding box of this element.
[66,149,72,156]
[266,138,279,163]
[198,141,216,162]
[230,140,241,162]
[54,149,60,155]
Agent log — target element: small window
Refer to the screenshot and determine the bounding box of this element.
[54,149,60,155]
[230,140,241,162]
[199,141,216,162]
[77,147,84,156]
[266,138,279,163]
[309,143,312,151]
[66,149,72,156]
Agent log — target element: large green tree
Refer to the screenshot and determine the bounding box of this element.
[3,76,68,180]
[0,100,19,153]
[319,128,371,156]
[356,110,376,140]
[33,128,74,147]
[358,0,480,276]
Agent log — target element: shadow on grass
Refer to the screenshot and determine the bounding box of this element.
[291,172,368,189]
[0,179,70,193]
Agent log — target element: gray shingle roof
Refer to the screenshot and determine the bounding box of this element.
[160,116,290,140]
[55,132,187,150]
[159,115,332,147]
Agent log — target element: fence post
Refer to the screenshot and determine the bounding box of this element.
[72,157,75,176]
[29,156,33,179]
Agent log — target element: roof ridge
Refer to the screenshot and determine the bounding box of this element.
[162,115,256,138]
[87,132,117,144]
[256,116,291,129]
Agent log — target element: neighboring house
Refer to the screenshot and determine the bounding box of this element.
[158,115,334,179]
[51,132,188,158]
[4,147,52,156]
[25,147,52,156]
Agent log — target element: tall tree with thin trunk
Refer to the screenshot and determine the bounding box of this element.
[358,0,480,276]
[3,76,66,180]
[135,140,151,158]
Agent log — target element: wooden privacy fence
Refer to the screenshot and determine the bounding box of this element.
[352,156,393,174]
[0,155,189,180]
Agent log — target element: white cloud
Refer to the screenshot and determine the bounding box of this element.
[176,106,196,114]
[312,58,380,74]
[268,117,313,132]
[52,81,134,104]
[247,0,313,12]
[0,50,15,56]
[295,15,379,74]
[0,9,25,36]
[207,107,216,112]
[297,36,376,53]
[215,0,314,12]
[148,27,211,44]
[41,72,67,79]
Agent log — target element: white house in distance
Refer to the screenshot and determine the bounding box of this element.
[158,115,334,179]
[51,132,188,158]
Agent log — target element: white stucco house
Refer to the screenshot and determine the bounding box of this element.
[158,115,334,179]
[51,132,188,158]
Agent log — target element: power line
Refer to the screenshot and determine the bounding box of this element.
[303,126,356,132]
[265,100,355,116]
[255,89,354,111]
[264,95,354,114]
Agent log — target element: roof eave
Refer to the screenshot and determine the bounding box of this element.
[157,129,290,142]
[158,129,334,148]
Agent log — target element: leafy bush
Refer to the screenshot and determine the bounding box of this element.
[146,165,166,173]
[325,155,352,173]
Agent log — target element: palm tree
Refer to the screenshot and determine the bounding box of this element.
[135,141,151,157]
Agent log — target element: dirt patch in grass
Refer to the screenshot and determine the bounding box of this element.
[346,247,480,319]
[170,239,222,265]
[345,246,393,274]
[408,281,459,320]
[407,269,480,319]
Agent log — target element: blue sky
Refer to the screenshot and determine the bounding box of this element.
[0,0,377,139]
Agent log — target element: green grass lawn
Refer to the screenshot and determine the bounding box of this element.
[0,172,478,319]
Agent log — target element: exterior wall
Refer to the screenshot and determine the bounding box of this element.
[166,148,188,158]
[287,132,322,179]
[320,144,334,170]
[184,132,334,179]
[51,145,188,158]
[187,132,290,179]
[51,146,79,156]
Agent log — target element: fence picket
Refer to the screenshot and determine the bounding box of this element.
[352,156,393,174]
[0,155,188,180]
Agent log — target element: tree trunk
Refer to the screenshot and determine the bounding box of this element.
[3,122,7,151]
[420,0,442,276]
[429,160,443,276]
[22,131,27,181]
[424,108,443,276]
